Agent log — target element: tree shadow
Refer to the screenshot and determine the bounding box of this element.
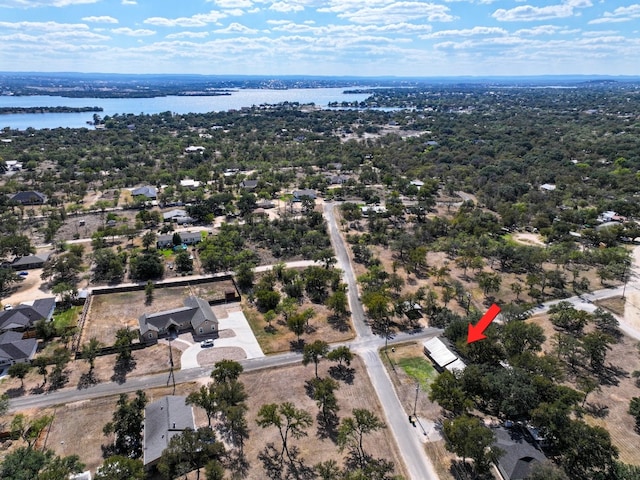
[585,402,609,418]
[77,371,98,390]
[258,443,314,480]
[316,411,339,442]
[328,365,355,385]
[597,364,627,386]
[289,339,305,352]
[4,386,25,398]
[328,314,351,332]
[264,324,278,334]
[111,357,136,384]
[225,450,250,480]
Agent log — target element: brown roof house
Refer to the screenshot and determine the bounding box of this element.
[138,296,218,343]
[143,395,195,470]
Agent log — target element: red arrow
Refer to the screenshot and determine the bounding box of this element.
[467,303,501,344]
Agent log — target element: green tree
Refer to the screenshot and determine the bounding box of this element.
[561,420,618,479]
[309,376,340,430]
[211,359,244,384]
[172,231,183,246]
[337,408,386,470]
[175,250,193,273]
[501,320,545,359]
[158,427,225,480]
[0,267,25,292]
[141,231,157,250]
[144,280,154,304]
[326,289,349,318]
[287,311,307,345]
[94,456,145,480]
[0,447,83,480]
[582,331,614,372]
[443,414,499,474]
[303,340,330,378]
[429,370,472,415]
[103,390,148,459]
[525,461,569,480]
[8,362,31,389]
[256,402,312,465]
[32,356,49,386]
[81,337,103,373]
[186,384,218,428]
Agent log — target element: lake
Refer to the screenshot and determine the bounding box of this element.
[0,87,371,130]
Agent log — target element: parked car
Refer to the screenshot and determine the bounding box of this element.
[200,339,214,348]
[18,271,29,276]
[3,304,12,311]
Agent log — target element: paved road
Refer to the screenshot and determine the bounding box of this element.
[8,329,440,412]
[324,202,440,480]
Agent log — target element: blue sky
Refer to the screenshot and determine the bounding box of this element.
[0,0,638,76]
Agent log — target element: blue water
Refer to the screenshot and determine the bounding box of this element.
[0,88,370,130]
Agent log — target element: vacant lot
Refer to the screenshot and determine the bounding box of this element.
[243,298,355,354]
[81,279,237,346]
[530,313,640,466]
[20,356,407,478]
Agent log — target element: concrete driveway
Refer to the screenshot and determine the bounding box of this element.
[179,309,264,370]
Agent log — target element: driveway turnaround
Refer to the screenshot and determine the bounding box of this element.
[180,309,264,370]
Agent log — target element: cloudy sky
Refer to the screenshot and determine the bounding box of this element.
[0,0,638,76]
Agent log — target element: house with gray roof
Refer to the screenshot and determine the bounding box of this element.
[0,297,56,333]
[132,186,157,199]
[493,426,547,480]
[0,331,38,367]
[10,191,47,205]
[156,231,202,249]
[293,189,317,201]
[143,395,195,469]
[240,179,259,191]
[138,296,218,343]
[11,252,52,270]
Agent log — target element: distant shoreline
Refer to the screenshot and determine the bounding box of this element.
[0,106,103,114]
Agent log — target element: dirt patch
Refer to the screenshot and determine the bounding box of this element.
[1,267,51,306]
[197,346,245,363]
[511,232,546,247]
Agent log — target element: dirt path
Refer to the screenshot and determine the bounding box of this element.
[512,232,546,247]
[2,268,51,306]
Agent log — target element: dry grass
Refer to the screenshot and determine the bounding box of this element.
[10,357,407,478]
[243,298,355,354]
[594,296,626,316]
[82,280,237,347]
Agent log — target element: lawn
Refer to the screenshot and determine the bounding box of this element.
[52,306,81,332]
[397,356,438,391]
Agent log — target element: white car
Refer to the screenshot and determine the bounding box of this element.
[3,304,12,311]
[200,339,214,348]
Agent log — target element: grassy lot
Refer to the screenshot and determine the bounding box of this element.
[52,306,81,332]
[397,356,438,391]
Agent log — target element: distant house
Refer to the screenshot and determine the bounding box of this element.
[163,209,194,225]
[180,179,201,189]
[138,296,218,343]
[0,331,38,367]
[293,189,317,201]
[328,175,349,185]
[184,146,205,154]
[423,337,466,373]
[539,183,556,192]
[493,426,547,480]
[240,179,259,191]
[410,179,425,189]
[11,252,52,270]
[143,395,195,469]
[10,191,47,205]
[0,297,56,333]
[131,186,158,199]
[156,231,202,249]
[361,205,386,216]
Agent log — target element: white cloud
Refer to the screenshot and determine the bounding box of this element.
[0,0,100,6]
[493,0,592,22]
[82,15,118,24]
[421,26,507,39]
[272,21,432,34]
[121,0,136,4]
[210,0,253,7]
[214,22,258,34]
[112,27,155,36]
[166,31,210,39]
[270,2,304,13]
[144,11,227,27]
[0,20,89,31]
[588,4,640,24]
[325,2,455,24]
